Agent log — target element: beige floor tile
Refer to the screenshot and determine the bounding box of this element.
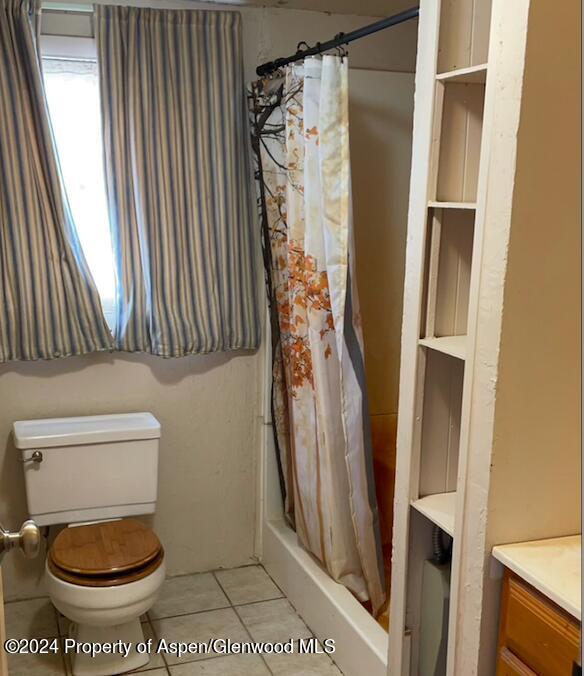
[265,648,343,676]
[57,611,150,639]
[2,566,336,675]
[61,623,165,675]
[152,608,249,665]
[132,620,167,672]
[7,637,64,676]
[169,654,270,675]
[151,573,229,620]
[4,598,59,639]
[56,611,69,638]
[56,608,81,639]
[236,599,312,643]
[214,566,282,606]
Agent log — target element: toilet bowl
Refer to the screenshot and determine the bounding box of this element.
[13,412,164,676]
[45,519,165,676]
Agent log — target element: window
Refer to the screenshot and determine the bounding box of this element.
[41,44,116,328]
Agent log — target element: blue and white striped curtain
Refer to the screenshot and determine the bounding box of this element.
[0,0,113,362]
[96,6,260,357]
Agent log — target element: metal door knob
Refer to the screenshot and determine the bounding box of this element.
[0,520,41,562]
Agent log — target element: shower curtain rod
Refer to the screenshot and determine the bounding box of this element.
[255,5,419,77]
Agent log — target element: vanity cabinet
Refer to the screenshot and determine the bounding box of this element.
[497,571,580,676]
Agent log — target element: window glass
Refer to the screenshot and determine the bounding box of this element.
[42,57,115,328]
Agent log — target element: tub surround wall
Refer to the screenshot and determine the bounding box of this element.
[350,68,415,622]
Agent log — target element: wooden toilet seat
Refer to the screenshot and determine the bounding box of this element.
[48,518,164,587]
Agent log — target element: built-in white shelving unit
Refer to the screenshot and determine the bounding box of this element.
[427,201,476,209]
[388,0,491,670]
[411,492,456,537]
[389,1,580,675]
[436,63,488,84]
[418,335,466,360]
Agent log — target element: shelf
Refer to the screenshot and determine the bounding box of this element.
[419,335,466,360]
[436,63,487,84]
[411,492,456,536]
[428,201,476,210]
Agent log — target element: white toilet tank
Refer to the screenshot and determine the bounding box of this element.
[13,413,161,526]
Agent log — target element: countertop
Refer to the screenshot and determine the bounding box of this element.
[492,534,581,620]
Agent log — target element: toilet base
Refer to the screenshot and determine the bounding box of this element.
[68,619,150,676]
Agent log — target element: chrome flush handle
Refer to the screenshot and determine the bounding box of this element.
[20,450,43,464]
[0,520,41,563]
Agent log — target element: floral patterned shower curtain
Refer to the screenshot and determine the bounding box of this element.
[250,56,385,614]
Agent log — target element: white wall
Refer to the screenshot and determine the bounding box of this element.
[41,1,418,80]
[2,2,416,601]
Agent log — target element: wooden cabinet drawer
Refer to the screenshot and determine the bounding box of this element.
[498,572,580,676]
[497,647,537,675]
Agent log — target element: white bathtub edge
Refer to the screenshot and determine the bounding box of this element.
[262,517,388,676]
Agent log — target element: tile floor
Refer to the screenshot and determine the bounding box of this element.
[4,565,343,676]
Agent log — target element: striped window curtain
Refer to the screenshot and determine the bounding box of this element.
[0,0,113,362]
[96,6,260,357]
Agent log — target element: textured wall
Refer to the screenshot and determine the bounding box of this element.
[0,351,262,600]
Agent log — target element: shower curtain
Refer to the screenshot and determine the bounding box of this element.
[250,56,385,614]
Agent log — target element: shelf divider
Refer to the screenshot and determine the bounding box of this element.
[428,200,477,210]
[419,335,466,360]
[411,492,456,536]
[436,63,488,84]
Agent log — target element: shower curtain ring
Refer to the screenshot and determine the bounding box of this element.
[332,33,348,60]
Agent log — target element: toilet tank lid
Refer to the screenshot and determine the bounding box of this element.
[13,413,161,449]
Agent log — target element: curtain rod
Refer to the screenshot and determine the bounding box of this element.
[255,6,419,77]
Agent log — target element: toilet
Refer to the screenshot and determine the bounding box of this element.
[13,412,165,676]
